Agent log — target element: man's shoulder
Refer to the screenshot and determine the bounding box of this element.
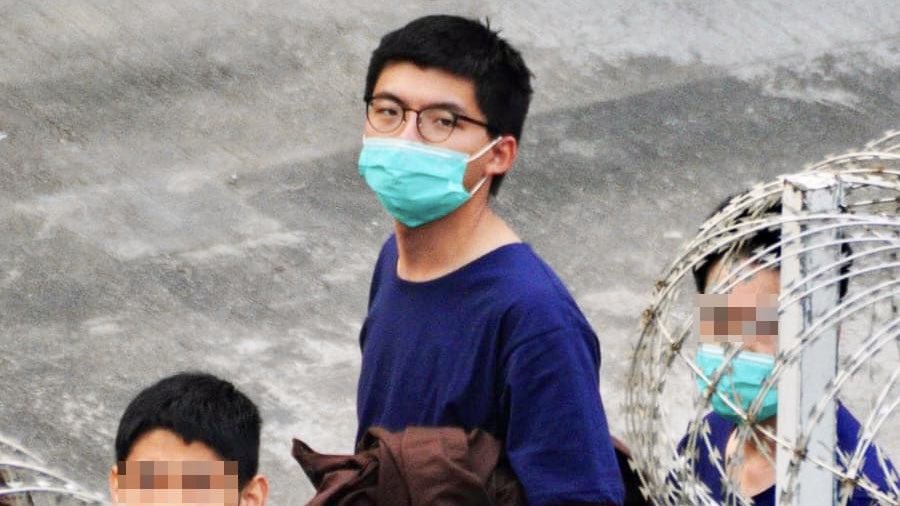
[484,246,600,351]
[486,244,569,296]
[504,250,583,314]
[377,234,398,261]
[678,412,734,455]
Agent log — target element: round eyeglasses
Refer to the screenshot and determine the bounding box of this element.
[365,96,491,143]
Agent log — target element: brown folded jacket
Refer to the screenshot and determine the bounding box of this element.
[293,426,525,506]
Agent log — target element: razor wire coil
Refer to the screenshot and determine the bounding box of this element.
[626,131,900,505]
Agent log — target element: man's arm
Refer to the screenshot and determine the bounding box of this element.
[501,325,624,506]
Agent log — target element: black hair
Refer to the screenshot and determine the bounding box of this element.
[692,194,851,298]
[114,372,261,490]
[364,15,534,196]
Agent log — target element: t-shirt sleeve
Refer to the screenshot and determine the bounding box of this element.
[500,306,624,505]
[835,403,900,502]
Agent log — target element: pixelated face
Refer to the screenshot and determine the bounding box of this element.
[696,258,780,355]
[109,429,240,505]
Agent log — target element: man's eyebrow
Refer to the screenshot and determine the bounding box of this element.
[369,92,470,116]
[369,91,405,104]
[428,101,469,115]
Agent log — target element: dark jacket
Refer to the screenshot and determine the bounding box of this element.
[293,426,525,506]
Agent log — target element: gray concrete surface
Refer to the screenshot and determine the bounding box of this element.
[1,1,898,504]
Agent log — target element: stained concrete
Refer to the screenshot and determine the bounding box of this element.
[1,1,898,504]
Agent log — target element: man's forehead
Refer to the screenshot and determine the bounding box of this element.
[697,293,778,306]
[705,256,781,293]
[373,61,479,112]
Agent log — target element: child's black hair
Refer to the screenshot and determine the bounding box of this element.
[114,372,261,490]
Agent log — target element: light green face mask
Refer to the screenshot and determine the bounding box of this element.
[357,137,499,228]
[695,343,778,424]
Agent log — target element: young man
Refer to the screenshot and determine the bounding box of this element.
[109,372,268,505]
[682,198,897,505]
[355,15,624,505]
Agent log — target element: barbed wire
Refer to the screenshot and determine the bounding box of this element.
[0,436,105,505]
[626,130,900,505]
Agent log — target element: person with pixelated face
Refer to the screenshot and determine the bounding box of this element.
[354,15,624,505]
[681,199,896,505]
[108,372,268,506]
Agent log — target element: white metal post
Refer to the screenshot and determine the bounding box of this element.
[776,173,841,505]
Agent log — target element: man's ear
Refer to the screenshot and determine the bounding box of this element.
[108,464,120,503]
[484,136,518,178]
[239,475,269,506]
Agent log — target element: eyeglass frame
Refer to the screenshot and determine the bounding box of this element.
[363,95,494,143]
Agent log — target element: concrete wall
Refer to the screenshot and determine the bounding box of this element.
[2,1,898,503]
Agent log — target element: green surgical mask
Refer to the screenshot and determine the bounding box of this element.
[358,137,499,228]
[695,343,778,424]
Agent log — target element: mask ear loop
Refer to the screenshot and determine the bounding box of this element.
[467,136,503,196]
[467,136,502,162]
[469,176,489,196]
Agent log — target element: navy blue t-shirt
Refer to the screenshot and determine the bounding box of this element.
[677,404,898,504]
[356,236,624,505]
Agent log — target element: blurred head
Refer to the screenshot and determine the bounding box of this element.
[692,196,851,355]
[693,218,784,424]
[109,372,268,505]
[698,260,780,355]
[364,15,533,196]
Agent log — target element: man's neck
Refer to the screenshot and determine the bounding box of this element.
[394,196,519,282]
[725,417,778,498]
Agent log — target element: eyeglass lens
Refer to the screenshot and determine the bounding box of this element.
[367,97,458,142]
